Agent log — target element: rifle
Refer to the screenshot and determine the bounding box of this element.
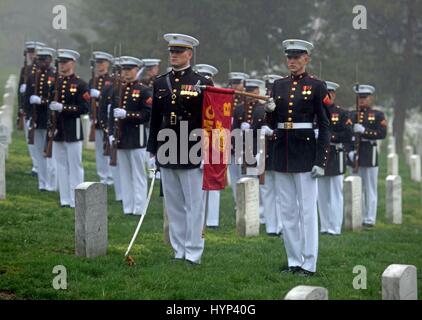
[17,46,28,130]
[88,54,97,142]
[109,54,123,166]
[28,59,40,145]
[45,46,59,158]
[352,83,361,173]
[103,52,118,157]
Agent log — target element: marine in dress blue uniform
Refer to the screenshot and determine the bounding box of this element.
[265,39,331,276]
[348,85,387,226]
[108,56,152,215]
[49,49,90,208]
[147,34,213,264]
[317,81,353,235]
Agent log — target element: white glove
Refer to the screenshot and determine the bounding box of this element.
[255,152,261,165]
[148,156,156,169]
[354,123,365,134]
[25,119,31,129]
[314,129,319,139]
[261,125,274,136]
[90,88,100,99]
[49,101,63,112]
[113,108,127,119]
[109,135,115,146]
[30,95,41,105]
[107,104,111,114]
[199,159,205,170]
[311,165,325,178]
[240,122,250,131]
[264,97,276,112]
[348,151,356,162]
[19,84,27,94]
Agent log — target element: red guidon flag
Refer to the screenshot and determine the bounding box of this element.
[202,86,235,190]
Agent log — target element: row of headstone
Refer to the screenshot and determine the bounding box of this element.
[343,173,402,229]
[0,75,17,201]
[404,144,422,182]
[284,264,418,300]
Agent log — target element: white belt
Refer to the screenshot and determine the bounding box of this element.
[277,122,313,129]
[330,142,344,148]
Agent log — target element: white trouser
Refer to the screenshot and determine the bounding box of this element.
[358,167,379,225]
[317,175,344,235]
[95,129,113,185]
[161,168,205,263]
[24,119,37,173]
[117,148,147,215]
[53,141,84,207]
[46,156,58,192]
[229,155,242,203]
[33,129,47,190]
[260,171,283,234]
[205,191,220,227]
[275,171,318,273]
[110,165,122,201]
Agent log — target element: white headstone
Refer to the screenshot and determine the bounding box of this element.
[343,176,363,231]
[3,93,13,108]
[382,264,418,300]
[0,143,5,200]
[236,177,260,237]
[387,153,399,176]
[284,285,328,300]
[0,124,10,147]
[387,143,395,155]
[405,145,413,166]
[410,155,421,182]
[386,175,402,224]
[75,182,108,258]
[81,115,95,150]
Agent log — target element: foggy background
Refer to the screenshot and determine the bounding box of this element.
[0,0,421,148]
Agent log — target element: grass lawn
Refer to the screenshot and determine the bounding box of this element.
[0,86,421,300]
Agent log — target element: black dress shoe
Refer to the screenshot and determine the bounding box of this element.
[60,205,70,208]
[280,266,301,273]
[39,189,47,192]
[267,233,279,237]
[363,223,375,228]
[186,259,201,266]
[207,226,219,230]
[296,268,315,277]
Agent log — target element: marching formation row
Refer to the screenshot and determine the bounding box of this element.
[17,34,387,276]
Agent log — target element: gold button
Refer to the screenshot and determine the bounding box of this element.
[173,89,177,93]
[291,88,296,91]
[288,117,292,121]
[288,110,292,113]
[171,101,176,104]
[175,78,180,82]
[289,102,293,106]
[293,81,298,85]
[290,95,294,98]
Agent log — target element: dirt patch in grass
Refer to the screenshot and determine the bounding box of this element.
[0,290,16,300]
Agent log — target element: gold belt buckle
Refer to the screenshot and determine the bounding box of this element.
[170,112,177,125]
[284,122,293,129]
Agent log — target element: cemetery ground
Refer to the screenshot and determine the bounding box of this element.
[0,120,421,300]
